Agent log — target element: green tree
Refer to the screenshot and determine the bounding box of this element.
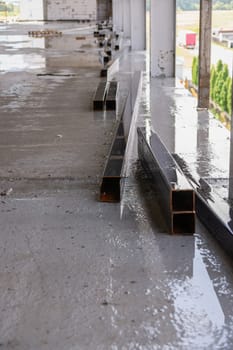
[222,64,229,81]
[210,66,217,101]
[218,65,230,111]
[214,72,224,104]
[177,0,233,10]
[216,59,223,74]
[219,80,228,111]
[192,56,197,84]
[213,60,225,103]
[192,56,199,86]
[227,78,232,116]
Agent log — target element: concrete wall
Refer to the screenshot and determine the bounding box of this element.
[97,0,112,21]
[150,0,176,77]
[20,0,44,21]
[46,0,97,21]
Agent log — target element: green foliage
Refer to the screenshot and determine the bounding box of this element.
[0,3,19,15]
[177,0,233,10]
[219,80,228,110]
[213,0,233,10]
[212,59,232,115]
[213,60,225,104]
[192,57,232,116]
[216,59,223,73]
[214,71,224,104]
[227,78,232,115]
[0,4,6,12]
[191,56,199,86]
[177,0,199,10]
[222,64,229,80]
[210,66,217,100]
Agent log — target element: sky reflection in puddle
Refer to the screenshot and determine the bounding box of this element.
[0,35,45,71]
[0,35,45,49]
[0,53,45,71]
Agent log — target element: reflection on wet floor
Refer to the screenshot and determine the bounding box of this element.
[120,168,233,349]
[0,35,45,49]
[1,22,233,350]
[0,53,45,71]
[148,78,233,250]
[0,25,100,71]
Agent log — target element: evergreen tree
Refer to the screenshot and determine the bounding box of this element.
[177,0,233,10]
[227,78,232,116]
[218,65,230,111]
[215,73,224,104]
[216,59,223,74]
[222,64,229,81]
[213,60,224,103]
[191,56,199,86]
[219,80,228,111]
[192,57,197,85]
[210,66,217,101]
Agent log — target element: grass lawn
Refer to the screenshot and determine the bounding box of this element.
[177,10,233,32]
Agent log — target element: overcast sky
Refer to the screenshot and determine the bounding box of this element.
[5,0,20,3]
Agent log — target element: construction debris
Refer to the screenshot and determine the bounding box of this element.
[75,36,86,40]
[28,30,62,38]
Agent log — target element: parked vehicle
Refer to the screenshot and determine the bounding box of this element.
[178,30,196,49]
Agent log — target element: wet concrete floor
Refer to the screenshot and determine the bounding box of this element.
[0,22,233,350]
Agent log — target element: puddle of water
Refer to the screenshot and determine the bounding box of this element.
[0,53,45,71]
[168,247,226,348]
[0,35,45,49]
[118,127,233,347]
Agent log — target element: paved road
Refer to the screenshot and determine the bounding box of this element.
[179,42,233,79]
[192,42,233,71]
[211,43,233,72]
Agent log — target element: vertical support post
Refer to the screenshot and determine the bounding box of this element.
[112,0,118,30]
[43,0,47,20]
[123,0,131,37]
[108,0,112,19]
[198,0,212,109]
[150,0,176,77]
[119,0,124,31]
[229,68,233,200]
[130,0,146,50]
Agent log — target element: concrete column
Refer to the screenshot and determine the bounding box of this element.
[112,0,117,29]
[123,0,131,37]
[150,0,176,77]
[130,0,146,50]
[43,0,47,20]
[198,0,212,108]
[118,0,124,31]
[228,73,233,200]
[113,0,123,31]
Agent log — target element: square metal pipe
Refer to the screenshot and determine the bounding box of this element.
[137,127,195,234]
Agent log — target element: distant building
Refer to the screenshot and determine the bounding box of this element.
[212,28,233,48]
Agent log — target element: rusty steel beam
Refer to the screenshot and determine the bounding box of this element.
[100,94,131,202]
[100,121,126,202]
[93,81,108,110]
[137,127,195,234]
[106,81,118,110]
[100,72,142,203]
